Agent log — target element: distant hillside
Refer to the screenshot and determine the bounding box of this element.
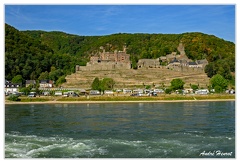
[5,23,235,84]
[23,30,235,62]
[5,24,85,82]
[23,29,235,80]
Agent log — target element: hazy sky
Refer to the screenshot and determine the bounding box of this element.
[5,5,235,42]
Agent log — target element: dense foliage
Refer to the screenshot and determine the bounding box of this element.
[91,77,115,92]
[91,77,101,90]
[5,24,85,83]
[210,74,228,93]
[170,78,185,90]
[7,94,20,101]
[23,29,235,80]
[5,23,235,86]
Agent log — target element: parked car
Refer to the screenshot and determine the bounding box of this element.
[63,92,69,97]
[130,93,137,96]
[130,93,143,96]
[151,92,158,96]
[55,91,63,96]
[28,92,36,97]
[90,90,101,95]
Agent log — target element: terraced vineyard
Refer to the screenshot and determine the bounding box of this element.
[63,67,210,89]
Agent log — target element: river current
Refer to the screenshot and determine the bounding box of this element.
[5,101,235,158]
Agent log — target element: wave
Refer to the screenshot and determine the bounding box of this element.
[5,132,235,158]
[5,132,107,158]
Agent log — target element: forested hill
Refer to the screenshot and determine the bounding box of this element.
[23,28,235,81]
[23,29,235,62]
[5,24,86,83]
[5,23,235,84]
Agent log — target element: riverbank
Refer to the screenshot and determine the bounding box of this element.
[5,94,235,104]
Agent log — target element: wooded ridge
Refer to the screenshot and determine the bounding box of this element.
[5,23,235,85]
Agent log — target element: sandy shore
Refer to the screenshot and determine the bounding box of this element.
[5,99,235,105]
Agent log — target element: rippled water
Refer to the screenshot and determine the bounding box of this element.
[5,101,235,158]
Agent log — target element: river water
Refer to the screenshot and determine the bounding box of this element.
[5,101,235,158]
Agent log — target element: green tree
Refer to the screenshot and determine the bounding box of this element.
[19,87,31,95]
[11,75,23,83]
[165,88,172,94]
[56,75,66,86]
[38,71,49,80]
[49,69,63,81]
[210,74,228,92]
[205,63,216,78]
[35,81,40,96]
[214,85,223,93]
[191,84,199,91]
[8,94,20,101]
[100,78,115,92]
[145,85,151,89]
[91,77,101,90]
[170,78,185,90]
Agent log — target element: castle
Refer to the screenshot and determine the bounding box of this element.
[76,45,131,71]
[76,42,208,72]
[138,42,208,70]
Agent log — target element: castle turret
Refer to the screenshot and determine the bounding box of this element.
[177,41,186,56]
[123,45,127,53]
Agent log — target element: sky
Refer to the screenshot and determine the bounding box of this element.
[4,4,235,42]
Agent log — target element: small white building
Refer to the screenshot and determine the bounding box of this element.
[105,90,114,95]
[195,89,209,95]
[40,80,53,88]
[5,81,22,94]
[123,89,132,94]
[55,91,63,96]
[153,89,165,94]
[90,90,101,95]
[133,89,144,94]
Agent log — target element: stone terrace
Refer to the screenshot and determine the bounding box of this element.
[63,67,210,89]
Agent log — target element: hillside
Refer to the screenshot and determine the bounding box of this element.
[23,29,235,81]
[23,30,235,63]
[5,24,85,82]
[5,23,235,87]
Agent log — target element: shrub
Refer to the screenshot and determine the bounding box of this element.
[191,84,199,90]
[8,94,20,101]
[170,78,185,90]
[165,88,172,94]
[214,85,223,93]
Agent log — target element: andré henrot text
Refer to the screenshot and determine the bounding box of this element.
[199,150,233,157]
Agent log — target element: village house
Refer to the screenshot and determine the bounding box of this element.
[5,80,22,94]
[188,62,199,68]
[25,80,36,87]
[39,80,53,88]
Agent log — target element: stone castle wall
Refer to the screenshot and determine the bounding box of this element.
[76,62,131,71]
[167,65,205,73]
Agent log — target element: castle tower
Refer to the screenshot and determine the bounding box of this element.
[177,41,186,56]
[123,45,127,53]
